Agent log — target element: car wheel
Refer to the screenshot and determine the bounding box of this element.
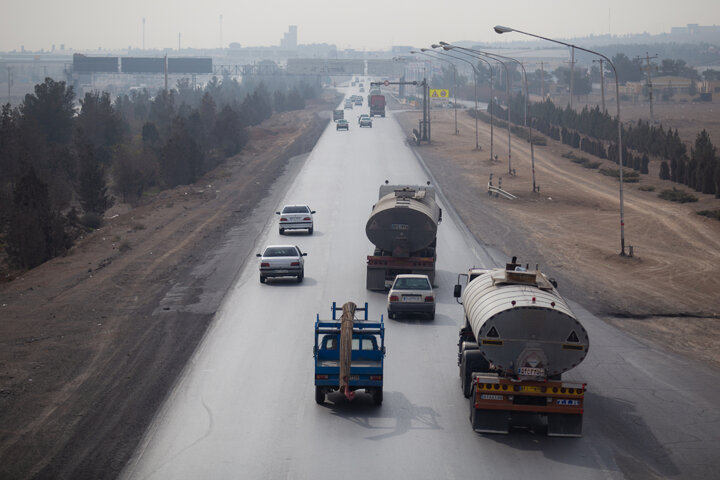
[387,311,394,320]
[308,226,313,234]
[260,275,266,284]
[297,269,304,282]
[428,311,435,320]
[279,228,284,234]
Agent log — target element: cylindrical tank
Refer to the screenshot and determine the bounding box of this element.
[462,269,589,378]
[365,185,440,256]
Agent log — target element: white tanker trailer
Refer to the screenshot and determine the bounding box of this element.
[453,259,589,436]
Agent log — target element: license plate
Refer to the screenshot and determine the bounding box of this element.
[275,270,288,274]
[518,367,545,377]
[349,375,360,381]
[519,385,543,393]
[557,399,580,406]
[402,295,421,302]
[480,394,503,401]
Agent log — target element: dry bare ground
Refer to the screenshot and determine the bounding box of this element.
[0,100,331,479]
[396,103,720,370]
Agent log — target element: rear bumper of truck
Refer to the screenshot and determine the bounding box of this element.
[366,255,435,290]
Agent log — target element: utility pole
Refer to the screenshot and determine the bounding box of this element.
[164,54,168,92]
[593,58,606,113]
[540,61,544,98]
[637,52,658,121]
[142,18,146,50]
[569,47,575,109]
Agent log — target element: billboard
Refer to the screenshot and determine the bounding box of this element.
[287,59,364,75]
[367,59,404,77]
[121,57,165,73]
[73,54,118,73]
[168,58,212,74]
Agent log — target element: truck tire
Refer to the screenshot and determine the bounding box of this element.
[315,386,325,404]
[373,387,383,406]
[461,350,489,398]
[260,275,266,284]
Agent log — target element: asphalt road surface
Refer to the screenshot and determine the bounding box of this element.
[122,86,720,480]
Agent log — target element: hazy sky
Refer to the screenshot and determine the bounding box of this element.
[1,0,718,52]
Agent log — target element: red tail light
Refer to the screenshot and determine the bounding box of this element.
[389,295,399,302]
[315,374,328,380]
[291,262,299,266]
[424,296,434,302]
[370,375,382,380]
[303,217,311,221]
[261,262,270,267]
[280,217,288,221]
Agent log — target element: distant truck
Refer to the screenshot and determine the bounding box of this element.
[333,109,344,122]
[314,302,385,405]
[453,260,589,436]
[365,183,441,290]
[369,94,386,117]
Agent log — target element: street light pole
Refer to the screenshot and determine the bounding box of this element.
[443,44,512,175]
[593,59,606,113]
[426,48,479,150]
[413,50,459,135]
[495,25,627,256]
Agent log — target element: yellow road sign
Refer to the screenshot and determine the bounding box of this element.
[429,89,450,98]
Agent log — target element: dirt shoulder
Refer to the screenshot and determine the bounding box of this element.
[0,100,331,479]
[394,102,720,370]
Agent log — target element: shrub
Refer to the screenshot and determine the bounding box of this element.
[119,241,132,252]
[638,185,656,192]
[658,188,699,203]
[599,167,640,182]
[81,212,104,229]
[698,210,720,221]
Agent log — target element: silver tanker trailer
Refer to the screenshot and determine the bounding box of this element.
[453,259,589,436]
[365,183,442,290]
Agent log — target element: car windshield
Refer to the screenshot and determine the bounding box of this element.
[282,206,309,214]
[393,277,431,290]
[263,247,298,257]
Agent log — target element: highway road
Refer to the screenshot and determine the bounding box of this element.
[122,85,720,479]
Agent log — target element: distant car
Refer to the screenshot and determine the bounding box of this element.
[358,114,369,124]
[387,274,435,319]
[257,245,306,283]
[359,87,365,92]
[344,101,353,109]
[336,119,349,131]
[359,117,372,128]
[354,98,363,106]
[276,204,315,234]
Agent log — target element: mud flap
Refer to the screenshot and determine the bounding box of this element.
[547,413,583,437]
[366,268,386,290]
[470,403,509,434]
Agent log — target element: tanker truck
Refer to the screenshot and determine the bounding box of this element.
[453,259,589,436]
[365,183,441,290]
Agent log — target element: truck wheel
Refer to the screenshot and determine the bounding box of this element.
[373,387,383,406]
[461,350,489,398]
[260,275,266,284]
[315,386,325,404]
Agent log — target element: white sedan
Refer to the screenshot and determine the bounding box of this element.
[276,205,315,234]
[387,274,435,320]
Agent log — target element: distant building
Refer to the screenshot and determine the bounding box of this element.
[281,26,297,49]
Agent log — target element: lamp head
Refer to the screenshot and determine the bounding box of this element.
[420,48,430,52]
[430,44,441,49]
[442,45,454,51]
[494,25,513,34]
[439,41,449,46]
[410,50,418,54]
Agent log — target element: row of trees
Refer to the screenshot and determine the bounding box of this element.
[0,75,322,270]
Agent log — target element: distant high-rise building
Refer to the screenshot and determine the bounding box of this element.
[281,25,298,49]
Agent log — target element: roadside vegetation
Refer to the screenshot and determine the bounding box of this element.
[658,187,699,203]
[0,75,322,274]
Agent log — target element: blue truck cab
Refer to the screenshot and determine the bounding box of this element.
[314,302,386,405]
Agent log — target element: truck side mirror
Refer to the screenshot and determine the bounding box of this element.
[453,284,462,298]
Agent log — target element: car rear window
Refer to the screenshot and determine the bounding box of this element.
[264,247,297,257]
[282,206,309,214]
[393,277,431,290]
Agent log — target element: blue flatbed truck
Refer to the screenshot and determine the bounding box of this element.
[314,302,386,405]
